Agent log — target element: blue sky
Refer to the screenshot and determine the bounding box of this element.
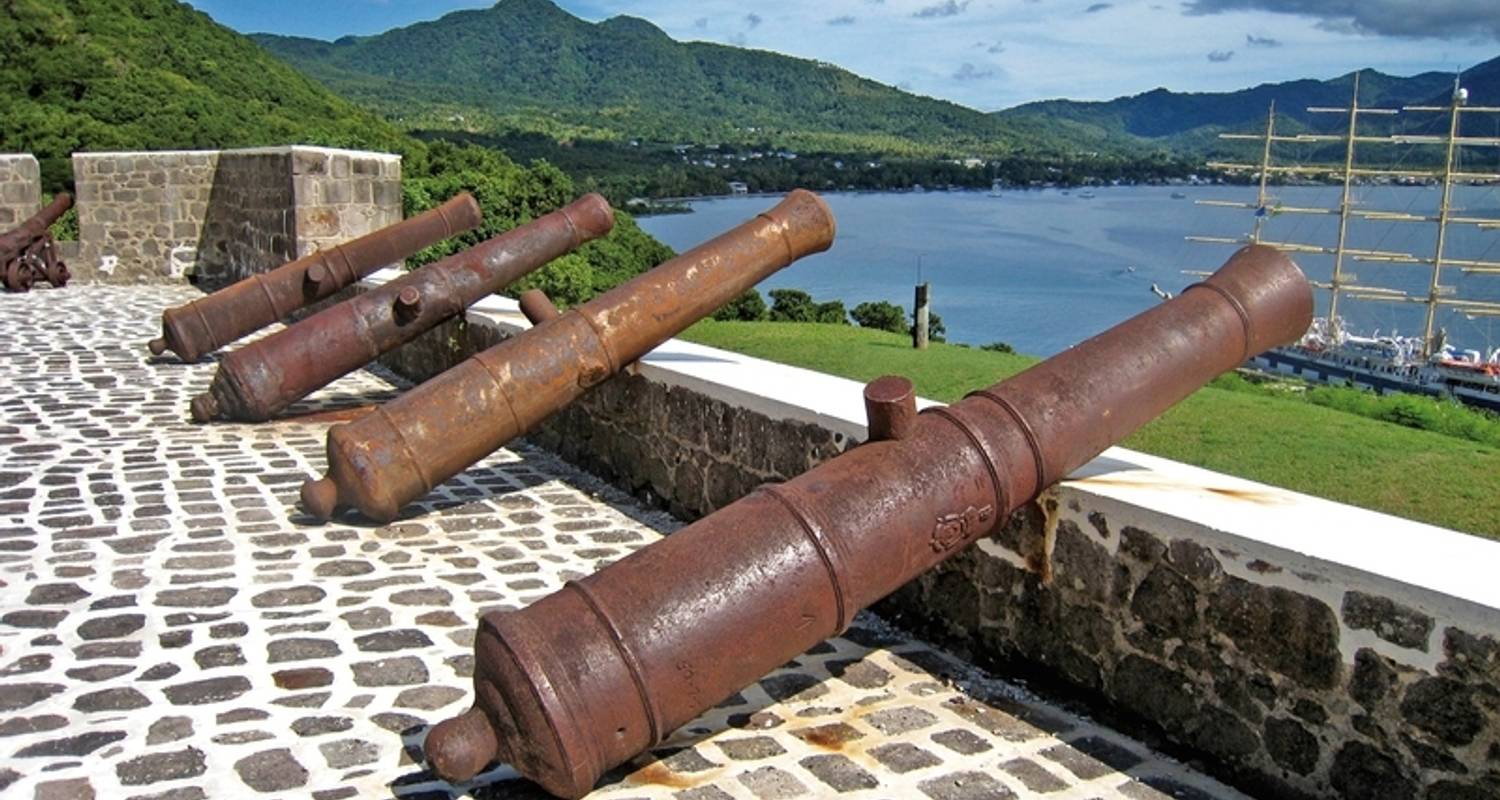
[186,0,1500,110]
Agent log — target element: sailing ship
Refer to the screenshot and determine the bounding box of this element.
[1190,74,1500,412]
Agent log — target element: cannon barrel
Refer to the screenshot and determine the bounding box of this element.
[189,193,614,423]
[299,189,837,523]
[149,193,482,362]
[422,244,1313,798]
[2,194,73,292]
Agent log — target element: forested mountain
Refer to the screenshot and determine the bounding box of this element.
[996,57,1500,157]
[0,0,415,189]
[250,0,1106,158]
[0,0,674,305]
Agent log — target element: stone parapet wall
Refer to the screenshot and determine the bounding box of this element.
[360,279,1500,800]
[0,154,42,228]
[880,462,1500,800]
[289,148,402,260]
[73,151,220,283]
[70,146,400,284]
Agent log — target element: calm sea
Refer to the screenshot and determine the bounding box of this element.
[638,185,1500,357]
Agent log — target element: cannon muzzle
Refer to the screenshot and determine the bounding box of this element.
[190,193,614,423]
[149,193,482,361]
[300,189,836,522]
[2,194,73,293]
[423,244,1313,798]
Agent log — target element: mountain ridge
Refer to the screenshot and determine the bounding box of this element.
[249,0,1103,158]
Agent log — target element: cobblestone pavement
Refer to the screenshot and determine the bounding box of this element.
[0,285,1247,800]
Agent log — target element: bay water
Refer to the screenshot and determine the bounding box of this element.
[638,185,1500,358]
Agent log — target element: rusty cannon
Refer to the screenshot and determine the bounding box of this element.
[299,189,837,523]
[189,193,614,423]
[2,193,73,292]
[421,244,1313,798]
[149,193,482,362]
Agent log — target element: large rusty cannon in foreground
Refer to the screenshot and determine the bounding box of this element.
[422,244,1313,798]
[299,189,836,522]
[2,194,73,292]
[149,193,482,362]
[190,194,613,423]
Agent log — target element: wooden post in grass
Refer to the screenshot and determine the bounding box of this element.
[913,282,930,350]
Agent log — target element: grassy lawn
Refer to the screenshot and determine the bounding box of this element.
[681,320,1500,540]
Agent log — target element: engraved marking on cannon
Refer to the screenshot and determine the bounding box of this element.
[931,504,995,552]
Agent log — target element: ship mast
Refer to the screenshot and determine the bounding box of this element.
[1251,102,1275,244]
[1327,73,1362,329]
[1423,79,1465,355]
[1192,74,1500,350]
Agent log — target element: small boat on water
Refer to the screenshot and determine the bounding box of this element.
[1078,190,1096,199]
[1171,191,1188,199]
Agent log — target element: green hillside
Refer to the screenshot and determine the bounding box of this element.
[250,0,1109,159]
[996,59,1500,158]
[0,0,674,305]
[0,0,416,190]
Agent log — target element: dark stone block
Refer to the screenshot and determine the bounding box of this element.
[3,610,67,628]
[0,714,68,736]
[918,770,1016,800]
[1351,649,1396,708]
[760,673,826,703]
[1329,741,1415,800]
[1166,538,1222,583]
[1208,576,1341,689]
[1428,780,1500,800]
[929,728,994,757]
[163,675,252,705]
[1052,520,1111,604]
[140,663,180,681]
[1401,733,1468,774]
[0,682,64,712]
[273,668,333,690]
[233,748,309,792]
[155,587,236,607]
[799,754,877,792]
[147,716,194,745]
[74,686,150,711]
[194,644,245,668]
[1112,655,1196,726]
[1119,525,1166,563]
[15,730,127,757]
[291,715,353,737]
[351,656,427,687]
[116,747,207,786]
[716,736,785,761]
[267,637,341,663]
[1265,716,1319,775]
[1342,592,1433,651]
[250,585,326,607]
[3,653,53,676]
[26,583,88,605]
[353,629,433,652]
[1400,677,1484,746]
[1130,564,1198,638]
[1292,698,1329,725]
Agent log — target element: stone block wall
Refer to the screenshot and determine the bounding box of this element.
[366,298,1500,800]
[289,148,402,260]
[71,146,400,284]
[73,151,220,283]
[880,489,1500,800]
[0,154,42,228]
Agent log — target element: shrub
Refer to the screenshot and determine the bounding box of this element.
[851,300,907,334]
